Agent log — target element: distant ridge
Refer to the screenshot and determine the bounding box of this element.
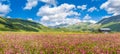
[97,15,120,24]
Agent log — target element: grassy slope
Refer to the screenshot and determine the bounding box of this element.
[97,15,120,32]
[102,22,120,32]
[0,17,50,32]
[97,15,120,24]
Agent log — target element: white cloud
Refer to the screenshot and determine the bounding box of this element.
[6,16,11,18]
[37,3,81,26]
[102,15,111,19]
[40,18,81,26]
[82,14,96,24]
[0,3,11,16]
[40,0,57,6]
[100,0,120,16]
[88,7,98,12]
[28,18,33,21]
[83,14,91,20]
[24,0,38,10]
[89,20,97,24]
[24,0,57,10]
[82,20,97,24]
[82,20,96,24]
[77,5,87,10]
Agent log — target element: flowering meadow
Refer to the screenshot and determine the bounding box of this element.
[0,32,120,54]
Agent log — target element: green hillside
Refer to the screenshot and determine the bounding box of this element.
[98,15,120,32]
[98,15,120,24]
[101,22,120,32]
[67,22,90,31]
[0,17,50,32]
[66,22,101,32]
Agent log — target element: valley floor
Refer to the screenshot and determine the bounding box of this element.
[0,32,120,54]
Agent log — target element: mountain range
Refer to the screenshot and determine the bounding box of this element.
[63,15,120,32]
[0,15,120,32]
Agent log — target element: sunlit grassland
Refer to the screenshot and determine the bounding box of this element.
[0,32,120,54]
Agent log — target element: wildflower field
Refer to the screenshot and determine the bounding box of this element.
[0,32,120,54]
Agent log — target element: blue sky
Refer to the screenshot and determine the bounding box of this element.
[0,0,120,26]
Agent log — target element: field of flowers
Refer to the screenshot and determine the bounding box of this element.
[0,32,120,54]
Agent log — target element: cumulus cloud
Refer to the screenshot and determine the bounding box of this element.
[41,18,81,26]
[0,3,11,16]
[77,5,87,10]
[24,0,57,10]
[100,0,120,16]
[37,3,81,26]
[82,14,96,24]
[24,0,38,10]
[6,16,11,18]
[83,20,96,24]
[83,14,91,20]
[88,7,98,12]
[82,20,97,24]
[40,0,57,6]
[28,18,33,21]
[102,15,111,19]
[89,20,97,24]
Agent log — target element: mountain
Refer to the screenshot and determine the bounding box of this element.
[98,15,120,32]
[97,15,120,24]
[66,22,95,32]
[0,17,49,32]
[1,15,120,32]
[49,24,69,28]
[101,22,120,32]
